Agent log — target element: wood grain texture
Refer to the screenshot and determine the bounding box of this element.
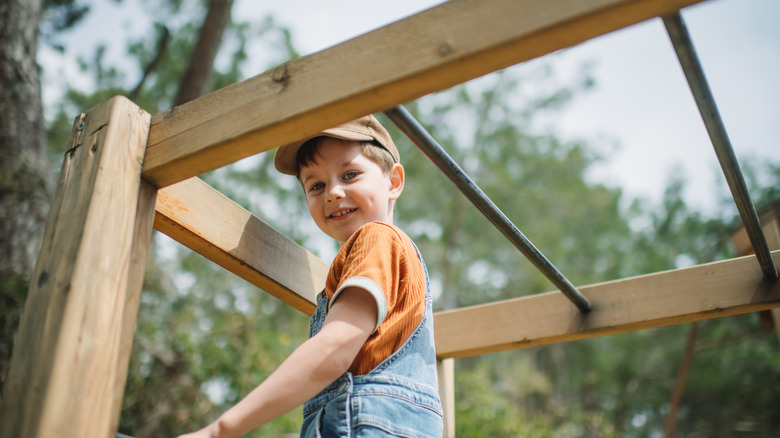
[154,177,324,315]
[142,0,704,187]
[434,251,780,359]
[0,96,153,438]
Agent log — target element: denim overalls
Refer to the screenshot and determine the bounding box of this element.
[301,246,443,438]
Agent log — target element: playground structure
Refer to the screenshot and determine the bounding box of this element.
[1,0,778,436]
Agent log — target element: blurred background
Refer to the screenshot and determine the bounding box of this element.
[2,0,778,436]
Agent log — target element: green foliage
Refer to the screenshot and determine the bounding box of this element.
[680,315,780,435]
[391,67,631,309]
[40,0,91,50]
[45,0,289,151]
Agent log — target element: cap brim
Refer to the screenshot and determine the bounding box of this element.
[274,114,398,175]
[274,128,374,175]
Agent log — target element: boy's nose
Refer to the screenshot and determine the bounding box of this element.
[326,184,345,202]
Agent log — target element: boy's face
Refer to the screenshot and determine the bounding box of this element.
[299,138,404,245]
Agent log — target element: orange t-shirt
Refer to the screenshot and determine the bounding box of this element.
[326,222,426,375]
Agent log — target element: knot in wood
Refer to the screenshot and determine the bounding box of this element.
[272,64,290,83]
[438,42,454,57]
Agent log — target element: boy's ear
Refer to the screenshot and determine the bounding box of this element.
[388,163,405,200]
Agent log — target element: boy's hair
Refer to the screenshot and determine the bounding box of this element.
[295,137,395,177]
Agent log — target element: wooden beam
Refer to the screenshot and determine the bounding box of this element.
[142,0,704,187]
[437,358,456,438]
[153,180,779,358]
[434,251,780,359]
[153,177,324,315]
[730,200,780,256]
[0,97,155,438]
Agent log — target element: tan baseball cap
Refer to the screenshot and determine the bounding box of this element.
[274,114,400,175]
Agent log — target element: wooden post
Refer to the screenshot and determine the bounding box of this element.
[0,96,154,438]
[730,200,780,341]
[438,358,455,438]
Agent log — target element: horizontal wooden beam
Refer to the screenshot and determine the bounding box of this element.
[153,177,324,314]
[153,181,780,357]
[730,200,780,257]
[434,251,780,359]
[142,0,704,187]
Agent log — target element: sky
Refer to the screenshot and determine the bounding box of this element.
[42,0,779,214]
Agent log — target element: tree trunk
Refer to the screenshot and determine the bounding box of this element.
[0,0,50,394]
[664,322,700,438]
[174,0,234,106]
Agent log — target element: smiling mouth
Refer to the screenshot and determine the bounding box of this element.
[329,208,356,218]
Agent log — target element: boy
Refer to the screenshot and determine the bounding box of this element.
[178,115,442,437]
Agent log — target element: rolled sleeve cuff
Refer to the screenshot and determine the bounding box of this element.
[330,276,387,333]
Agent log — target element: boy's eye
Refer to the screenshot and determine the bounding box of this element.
[343,170,358,180]
[308,182,324,192]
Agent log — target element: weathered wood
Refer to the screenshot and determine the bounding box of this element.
[731,201,780,256]
[142,0,704,188]
[437,358,456,438]
[153,177,324,314]
[111,180,158,428]
[434,251,780,359]
[0,96,154,438]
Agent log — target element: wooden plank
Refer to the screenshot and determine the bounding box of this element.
[437,358,456,438]
[153,177,324,315]
[434,251,780,359]
[0,96,154,438]
[730,200,780,256]
[142,0,704,187]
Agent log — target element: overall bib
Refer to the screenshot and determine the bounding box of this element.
[301,247,443,438]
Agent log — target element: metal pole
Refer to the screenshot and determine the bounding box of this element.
[385,105,592,313]
[663,12,778,283]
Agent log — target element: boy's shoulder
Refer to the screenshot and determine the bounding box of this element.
[333,221,424,292]
[336,222,418,265]
[348,221,410,246]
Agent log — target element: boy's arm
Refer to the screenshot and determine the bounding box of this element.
[176,287,377,438]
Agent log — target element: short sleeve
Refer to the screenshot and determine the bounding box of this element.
[325,222,426,375]
[330,276,387,332]
[327,223,407,332]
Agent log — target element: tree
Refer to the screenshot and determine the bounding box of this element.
[0,0,86,395]
[174,0,234,105]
